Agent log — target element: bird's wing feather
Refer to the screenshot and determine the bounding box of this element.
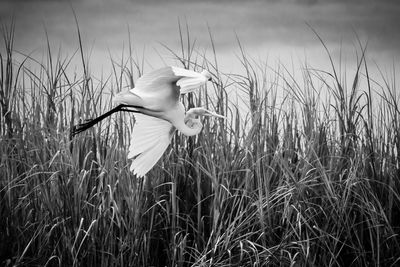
[170,66,202,78]
[130,137,172,177]
[134,67,177,93]
[172,66,207,94]
[128,113,174,177]
[177,76,207,94]
[132,66,205,96]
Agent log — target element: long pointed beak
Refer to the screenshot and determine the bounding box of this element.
[205,111,226,119]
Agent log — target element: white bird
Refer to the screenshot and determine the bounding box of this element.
[112,66,224,177]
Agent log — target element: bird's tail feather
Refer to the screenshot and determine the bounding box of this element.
[113,90,144,106]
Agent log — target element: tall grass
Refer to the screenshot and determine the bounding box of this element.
[1,21,399,267]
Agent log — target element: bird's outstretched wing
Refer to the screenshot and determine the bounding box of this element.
[128,113,174,177]
[133,66,207,96]
[176,75,208,94]
[172,66,209,93]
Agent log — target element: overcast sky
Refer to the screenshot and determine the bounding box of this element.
[1,0,399,78]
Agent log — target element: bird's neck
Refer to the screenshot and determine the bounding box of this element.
[175,119,202,136]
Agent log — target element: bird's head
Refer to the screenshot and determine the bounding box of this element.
[180,107,225,136]
[186,107,225,120]
[201,70,212,81]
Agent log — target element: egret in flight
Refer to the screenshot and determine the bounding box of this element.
[72,66,224,177]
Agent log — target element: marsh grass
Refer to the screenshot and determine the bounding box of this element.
[1,20,400,267]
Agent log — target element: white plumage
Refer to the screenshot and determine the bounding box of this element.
[113,66,223,177]
[127,114,173,177]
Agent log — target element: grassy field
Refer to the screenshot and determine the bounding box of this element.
[1,21,400,267]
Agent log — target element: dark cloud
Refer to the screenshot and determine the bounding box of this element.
[1,0,399,76]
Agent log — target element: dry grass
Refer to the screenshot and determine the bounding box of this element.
[1,21,400,266]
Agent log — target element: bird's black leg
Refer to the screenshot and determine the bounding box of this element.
[71,104,142,136]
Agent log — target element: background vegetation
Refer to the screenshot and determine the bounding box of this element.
[1,21,399,266]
